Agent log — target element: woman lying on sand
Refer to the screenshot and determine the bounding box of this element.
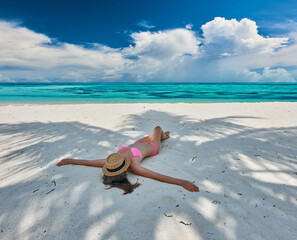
[56,126,199,195]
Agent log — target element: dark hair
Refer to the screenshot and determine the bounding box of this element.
[102,172,140,195]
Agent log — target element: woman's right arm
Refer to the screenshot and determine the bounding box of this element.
[132,165,199,192]
[56,158,105,168]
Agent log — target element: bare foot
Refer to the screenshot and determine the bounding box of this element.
[161,131,170,140]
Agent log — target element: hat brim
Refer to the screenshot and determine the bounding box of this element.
[102,155,130,176]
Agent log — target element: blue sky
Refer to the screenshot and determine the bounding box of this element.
[0,0,297,82]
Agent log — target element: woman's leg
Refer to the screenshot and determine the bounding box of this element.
[137,126,170,154]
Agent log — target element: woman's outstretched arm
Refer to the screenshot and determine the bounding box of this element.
[56,158,105,168]
[132,165,199,192]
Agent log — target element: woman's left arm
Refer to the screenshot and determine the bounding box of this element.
[132,166,199,192]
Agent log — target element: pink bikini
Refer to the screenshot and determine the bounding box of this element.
[117,141,158,161]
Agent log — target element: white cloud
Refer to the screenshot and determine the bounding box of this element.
[0,21,128,81]
[0,18,296,82]
[0,74,14,82]
[238,67,295,82]
[0,21,202,82]
[185,24,193,30]
[220,52,233,57]
[201,17,288,54]
[138,20,155,29]
[198,17,296,82]
[119,28,201,81]
[260,67,295,82]
[272,20,297,35]
[124,29,200,59]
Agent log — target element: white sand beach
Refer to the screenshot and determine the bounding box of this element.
[0,102,297,240]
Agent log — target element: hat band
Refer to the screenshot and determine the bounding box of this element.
[106,160,126,173]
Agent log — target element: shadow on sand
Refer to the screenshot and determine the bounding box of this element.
[0,109,297,239]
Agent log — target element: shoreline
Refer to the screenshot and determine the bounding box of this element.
[1,101,297,106]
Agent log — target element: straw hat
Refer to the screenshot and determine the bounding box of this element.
[102,153,131,176]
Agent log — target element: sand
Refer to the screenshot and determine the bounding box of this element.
[0,102,297,240]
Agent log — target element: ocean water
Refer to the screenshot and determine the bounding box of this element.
[0,83,297,103]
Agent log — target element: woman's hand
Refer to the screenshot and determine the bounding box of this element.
[56,158,72,167]
[181,180,199,192]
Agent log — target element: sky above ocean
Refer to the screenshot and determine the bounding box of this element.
[0,0,297,83]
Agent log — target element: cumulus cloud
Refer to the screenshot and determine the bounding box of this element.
[201,17,288,54]
[120,28,201,81]
[260,67,295,82]
[0,20,202,82]
[0,17,296,82]
[124,29,200,60]
[199,17,296,82]
[0,21,128,81]
[235,67,295,82]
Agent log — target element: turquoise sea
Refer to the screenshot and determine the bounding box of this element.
[0,83,297,103]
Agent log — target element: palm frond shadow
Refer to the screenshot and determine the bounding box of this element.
[1,110,296,239]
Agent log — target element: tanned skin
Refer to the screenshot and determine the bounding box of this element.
[57,126,199,192]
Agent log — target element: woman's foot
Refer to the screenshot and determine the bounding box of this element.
[161,131,170,140]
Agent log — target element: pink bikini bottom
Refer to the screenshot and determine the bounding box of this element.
[136,141,158,156]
